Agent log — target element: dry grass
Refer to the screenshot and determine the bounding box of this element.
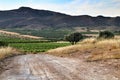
[87,39,120,61]
[48,38,97,55]
[87,52,120,61]
[0,47,21,60]
[48,38,120,61]
[21,35,42,39]
[80,38,97,44]
[0,30,43,39]
[0,30,19,35]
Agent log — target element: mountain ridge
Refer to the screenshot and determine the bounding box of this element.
[0,7,120,30]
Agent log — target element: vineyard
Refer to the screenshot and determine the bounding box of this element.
[0,30,70,53]
[9,43,70,53]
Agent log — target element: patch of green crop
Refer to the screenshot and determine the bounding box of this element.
[9,42,70,53]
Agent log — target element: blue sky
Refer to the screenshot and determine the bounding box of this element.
[0,0,120,17]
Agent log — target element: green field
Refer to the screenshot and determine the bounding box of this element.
[0,33,70,53]
[9,42,70,53]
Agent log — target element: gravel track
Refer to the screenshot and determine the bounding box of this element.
[0,54,119,80]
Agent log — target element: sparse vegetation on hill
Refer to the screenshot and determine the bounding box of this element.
[0,30,43,40]
[0,29,50,42]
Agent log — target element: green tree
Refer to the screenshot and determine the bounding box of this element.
[98,31,114,39]
[65,32,83,45]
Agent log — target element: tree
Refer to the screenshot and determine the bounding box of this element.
[98,31,114,39]
[65,32,83,45]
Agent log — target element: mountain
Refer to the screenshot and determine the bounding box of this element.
[0,7,120,30]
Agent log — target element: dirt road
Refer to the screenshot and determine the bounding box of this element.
[0,54,119,80]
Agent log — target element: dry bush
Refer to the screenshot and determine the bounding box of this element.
[0,47,21,60]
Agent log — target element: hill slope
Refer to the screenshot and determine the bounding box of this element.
[0,7,120,30]
[0,30,43,42]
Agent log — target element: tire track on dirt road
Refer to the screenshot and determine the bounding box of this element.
[0,54,119,80]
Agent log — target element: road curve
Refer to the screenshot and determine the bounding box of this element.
[0,54,119,80]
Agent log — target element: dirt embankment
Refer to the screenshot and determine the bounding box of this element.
[0,54,120,80]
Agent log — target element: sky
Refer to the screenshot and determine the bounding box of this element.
[0,0,120,17]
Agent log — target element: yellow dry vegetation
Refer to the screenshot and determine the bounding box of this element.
[20,35,42,39]
[0,30,19,35]
[0,47,21,60]
[48,38,120,61]
[0,30,43,39]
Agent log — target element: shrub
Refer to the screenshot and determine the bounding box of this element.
[65,32,83,45]
[98,31,114,39]
[0,47,20,60]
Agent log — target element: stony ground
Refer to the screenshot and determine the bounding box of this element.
[0,54,120,80]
